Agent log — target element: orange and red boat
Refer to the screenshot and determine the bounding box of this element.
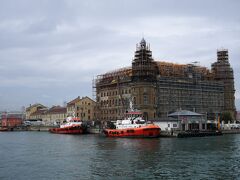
[49,116,84,134]
[103,111,160,138]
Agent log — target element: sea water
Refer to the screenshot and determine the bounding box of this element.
[0,132,239,180]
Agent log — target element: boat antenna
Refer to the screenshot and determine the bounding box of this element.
[129,97,134,112]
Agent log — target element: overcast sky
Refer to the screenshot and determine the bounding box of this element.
[0,0,239,111]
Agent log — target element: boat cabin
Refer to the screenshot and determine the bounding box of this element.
[115,111,147,129]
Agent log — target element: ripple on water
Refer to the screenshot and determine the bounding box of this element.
[0,132,240,179]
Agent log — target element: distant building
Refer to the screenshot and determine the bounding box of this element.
[30,108,47,120]
[1,112,24,128]
[168,110,215,131]
[26,103,47,120]
[67,96,97,121]
[26,105,67,125]
[43,106,67,125]
[75,96,97,121]
[154,110,218,132]
[94,39,236,121]
[26,96,96,125]
[67,96,81,116]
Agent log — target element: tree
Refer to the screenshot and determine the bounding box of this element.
[220,112,233,123]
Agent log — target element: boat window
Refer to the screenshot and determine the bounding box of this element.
[136,120,145,124]
[127,129,135,133]
[143,129,151,131]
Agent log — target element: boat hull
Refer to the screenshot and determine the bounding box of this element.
[49,125,84,134]
[103,124,160,138]
[0,128,8,132]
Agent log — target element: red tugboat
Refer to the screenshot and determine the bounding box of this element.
[103,111,161,138]
[49,116,84,134]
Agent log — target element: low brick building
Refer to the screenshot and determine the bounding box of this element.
[1,112,23,128]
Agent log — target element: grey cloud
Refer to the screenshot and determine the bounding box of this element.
[0,0,239,110]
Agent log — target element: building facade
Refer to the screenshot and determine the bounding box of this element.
[26,103,46,120]
[95,39,236,121]
[75,96,97,121]
[28,106,67,125]
[1,112,24,128]
[67,96,97,121]
[67,96,81,117]
[211,49,236,118]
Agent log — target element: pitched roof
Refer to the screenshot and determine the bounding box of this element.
[67,97,80,106]
[81,96,96,103]
[168,110,203,117]
[48,106,67,114]
[31,109,48,116]
[26,103,46,111]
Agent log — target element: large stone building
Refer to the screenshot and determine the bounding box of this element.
[94,39,236,121]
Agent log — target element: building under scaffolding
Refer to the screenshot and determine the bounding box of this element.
[94,39,236,121]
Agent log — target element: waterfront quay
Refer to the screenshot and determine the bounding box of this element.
[1,108,240,137]
[2,123,240,139]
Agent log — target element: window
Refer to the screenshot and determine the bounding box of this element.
[134,97,136,104]
[143,95,148,105]
[127,129,135,133]
[144,88,147,93]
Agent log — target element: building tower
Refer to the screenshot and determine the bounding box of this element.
[131,38,157,120]
[132,38,157,82]
[211,49,236,118]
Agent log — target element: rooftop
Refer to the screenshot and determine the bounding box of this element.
[168,110,203,117]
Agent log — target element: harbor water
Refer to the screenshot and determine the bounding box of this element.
[0,132,240,180]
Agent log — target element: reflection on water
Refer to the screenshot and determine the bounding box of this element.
[0,132,240,179]
[90,138,161,179]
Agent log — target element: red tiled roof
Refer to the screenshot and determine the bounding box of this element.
[48,106,67,114]
[67,97,80,106]
[30,109,48,116]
